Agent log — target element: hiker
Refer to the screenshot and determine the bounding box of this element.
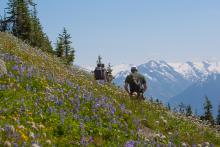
[94,63,107,84]
[124,66,147,99]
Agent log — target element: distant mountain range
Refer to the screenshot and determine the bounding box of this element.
[170,74,220,116]
[110,60,220,116]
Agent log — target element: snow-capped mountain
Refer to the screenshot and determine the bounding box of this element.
[112,64,134,76]
[113,60,220,102]
[169,61,220,81]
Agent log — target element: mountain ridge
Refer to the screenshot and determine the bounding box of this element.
[112,60,220,95]
[112,60,220,115]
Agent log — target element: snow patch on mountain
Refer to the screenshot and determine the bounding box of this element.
[112,64,135,76]
[168,61,220,81]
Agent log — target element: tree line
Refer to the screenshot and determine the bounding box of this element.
[0,0,75,65]
[167,96,220,126]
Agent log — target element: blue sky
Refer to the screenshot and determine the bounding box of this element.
[1,0,220,66]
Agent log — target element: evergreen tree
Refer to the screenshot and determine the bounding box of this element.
[167,103,171,111]
[97,55,102,65]
[0,10,9,32]
[202,96,214,125]
[55,28,75,65]
[216,104,220,125]
[4,0,53,53]
[178,102,186,114]
[106,63,114,82]
[6,0,32,40]
[29,3,53,53]
[55,40,64,57]
[186,105,193,116]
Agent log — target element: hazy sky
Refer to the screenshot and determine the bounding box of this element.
[1,0,220,66]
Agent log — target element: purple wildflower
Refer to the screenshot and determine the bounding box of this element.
[19,64,26,74]
[125,140,135,147]
[48,107,53,114]
[80,136,87,146]
[80,122,84,130]
[66,80,73,87]
[111,108,115,115]
[12,65,19,71]
[13,142,19,147]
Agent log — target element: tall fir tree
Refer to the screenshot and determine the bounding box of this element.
[0,10,9,32]
[97,55,102,65]
[106,63,114,82]
[6,0,32,40]
[202,96,214,125]
[55,40,64,57]
[3,0,53,53]
[55,28,75,65]
[216,104,220,125]
[167,103,171,111]
[29,2,53,53]
[178,102,186,114]
[185,105,193,116]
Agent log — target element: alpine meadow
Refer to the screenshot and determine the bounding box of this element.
[0,0,220,146]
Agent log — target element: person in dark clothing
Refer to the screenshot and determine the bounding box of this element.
[124,66,147,99]
[94,63,107,84]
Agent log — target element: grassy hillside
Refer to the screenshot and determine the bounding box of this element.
[0,32,220,146]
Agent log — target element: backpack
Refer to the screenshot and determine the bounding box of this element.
[129,73,143,93]
[94,67,105,80]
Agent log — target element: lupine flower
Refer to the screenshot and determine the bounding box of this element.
[12,65,19,71]
[19,64,26,74]
[80,136,87,146]
[111,107,115,115]
[125,140,135,147]
[13,143,19,147]
[5,125,15,135]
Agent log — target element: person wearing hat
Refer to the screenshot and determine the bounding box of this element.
[124,66,147,99]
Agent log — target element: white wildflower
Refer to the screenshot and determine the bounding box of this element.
[17,125,25,130]
[154,133,160,138]
[181,142,187,147]
[46,139,52,145]
[0,127,4,132]
[32,124,38,131]
[4,141,11,147]
[31,143,40,147]
[204,142,210,146]
[160,135,166,140]
[155,121,159,125]
[162,119,167,124]
[29,131,35,139]
[38,124,45,130]
[168,132,172,135]
[0,58,7,75]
